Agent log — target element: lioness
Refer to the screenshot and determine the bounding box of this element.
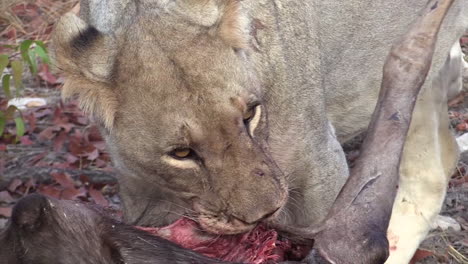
[52,0,468,263]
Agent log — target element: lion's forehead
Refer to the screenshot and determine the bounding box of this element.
[115,99,245,142]
[110,15,253,89]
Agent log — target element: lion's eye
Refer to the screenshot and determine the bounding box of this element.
[170,148,193,159]
[243,107,255,122]
[243,105,262,136]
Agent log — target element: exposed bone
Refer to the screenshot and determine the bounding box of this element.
[273,0,456,263]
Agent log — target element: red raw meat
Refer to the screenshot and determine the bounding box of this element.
[138,218,310,263]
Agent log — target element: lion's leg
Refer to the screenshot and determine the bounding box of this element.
[385,42,461,264]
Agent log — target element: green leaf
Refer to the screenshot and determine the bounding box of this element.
[34,41,48,53]
[14,115,25,141]
[34,45,50,65]
[20,40,33,67]
[20,39,33,60]
[0,112,5,137]
[2,74,11,99]
[4,105,25,142]
[5,105,18,119]
[28,49,38,75]
[10,60,23,95]
[0,55,8,76]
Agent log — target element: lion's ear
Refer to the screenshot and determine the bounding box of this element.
[178,0,250,50]
[52,13,117,130]
[217,0,250,50]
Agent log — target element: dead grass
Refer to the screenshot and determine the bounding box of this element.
[0,0,78,45]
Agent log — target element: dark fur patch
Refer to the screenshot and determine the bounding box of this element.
[71,26,101,56]
[11,193,48,231]
[1,194,231,264]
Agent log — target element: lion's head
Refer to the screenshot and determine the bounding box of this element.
[52,0,288,234]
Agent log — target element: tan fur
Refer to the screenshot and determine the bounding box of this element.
[61,78,117,129]
[53,13,117,129]
[218,0,250,50]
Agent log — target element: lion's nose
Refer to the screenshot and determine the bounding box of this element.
[232,207,281,225]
